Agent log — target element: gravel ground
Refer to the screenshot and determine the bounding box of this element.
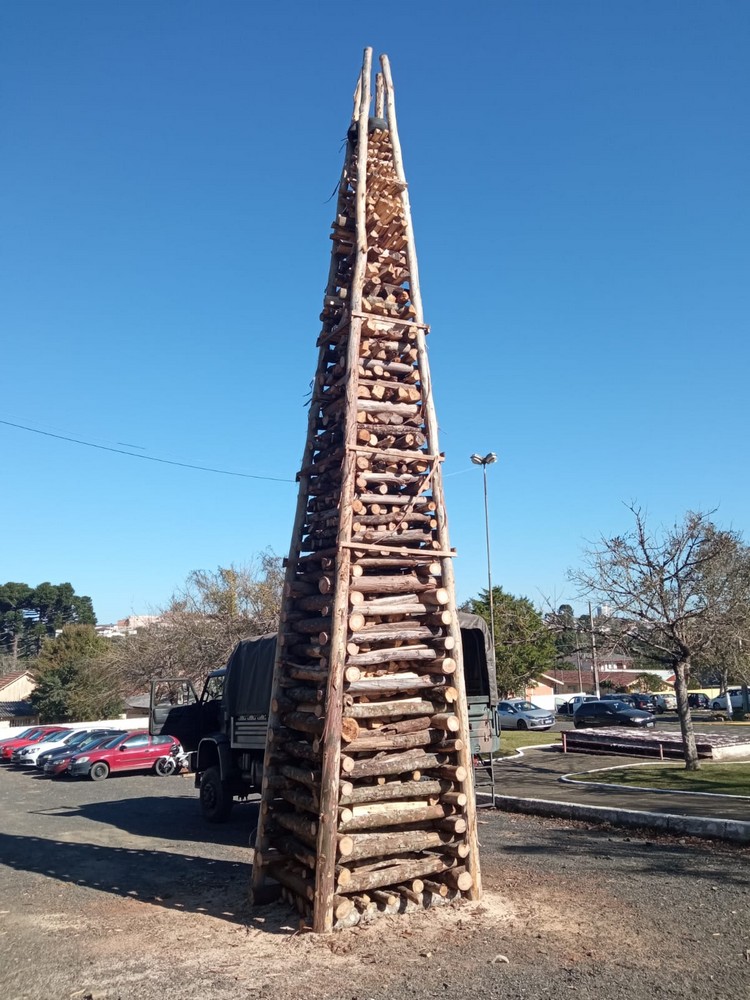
[1,764,749,1000]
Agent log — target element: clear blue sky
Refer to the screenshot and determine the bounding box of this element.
[2,1,748,624]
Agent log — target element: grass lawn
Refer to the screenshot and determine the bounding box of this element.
[499,729,561,755]
[576,762,750,796]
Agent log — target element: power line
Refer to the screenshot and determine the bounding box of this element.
[0,418,295,483]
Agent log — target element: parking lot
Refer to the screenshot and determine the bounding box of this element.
[2,761,750,1000]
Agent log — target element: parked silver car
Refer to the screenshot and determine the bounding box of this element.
[496,699,555,731]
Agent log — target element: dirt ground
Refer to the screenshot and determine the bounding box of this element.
[1,765,749,1000]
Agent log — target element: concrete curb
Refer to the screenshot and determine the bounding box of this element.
[490,793,750,844]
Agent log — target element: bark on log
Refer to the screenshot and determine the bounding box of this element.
[339,779,446,806]
[345,674,448,697]
[344,728,452,753]
[339,854,451,894]
[343,749,452,779]
[267,863,315,902]
[274,811,317,843]
[338,800,451,832]
[344,699,439,718]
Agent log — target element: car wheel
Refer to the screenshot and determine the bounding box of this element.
[656,706,664,714]
[574,721,583,729]
[517,720,528,731]
[89,761,109,782]
[199,766,233,823]
[712,702,721,711]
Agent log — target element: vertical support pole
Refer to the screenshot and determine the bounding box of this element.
[313,46,373,934]
[380,54,482,900]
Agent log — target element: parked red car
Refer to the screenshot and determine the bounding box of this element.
[0,726,70,762]
[67,730,181,781]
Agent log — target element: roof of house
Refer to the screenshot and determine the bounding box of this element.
[535,673,565,687]
[545,669,675,689]
[0,670,33,690]
[0,700,37,720]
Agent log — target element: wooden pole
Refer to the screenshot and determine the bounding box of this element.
[313,46,373,934]
[380,53,482,900]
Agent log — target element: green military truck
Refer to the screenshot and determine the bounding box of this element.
[150,611,499,821]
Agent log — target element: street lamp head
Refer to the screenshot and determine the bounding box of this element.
[470,452,497,466]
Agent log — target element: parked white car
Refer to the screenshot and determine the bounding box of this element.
[11,728,96,766]
[496,699,555,731]
[653,693,677,713]
[711,688,747,711]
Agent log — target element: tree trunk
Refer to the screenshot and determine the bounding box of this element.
[673,659,700,770]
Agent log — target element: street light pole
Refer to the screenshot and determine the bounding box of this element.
[471,453,497,656]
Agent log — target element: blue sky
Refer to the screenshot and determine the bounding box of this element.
[2,1,748,624]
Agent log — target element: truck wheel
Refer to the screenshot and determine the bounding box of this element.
[200,766,233,823]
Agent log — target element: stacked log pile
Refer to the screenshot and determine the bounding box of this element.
[251,49,481,933]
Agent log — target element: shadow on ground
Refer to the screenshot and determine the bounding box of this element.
[28,792,260,847]
[0,829,297,930]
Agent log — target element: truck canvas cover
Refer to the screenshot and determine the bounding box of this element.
[220,614,496,717]
[222,633,277,717]
[457,610,498,705]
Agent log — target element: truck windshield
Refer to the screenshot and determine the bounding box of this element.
[203,675,225,701]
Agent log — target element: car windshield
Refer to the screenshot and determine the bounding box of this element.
[39,730,68,742]
[79,734,116,749]
[98,734,128,749]
[512,701,541,712]
[64,731,92,745]
[605,701,628,711]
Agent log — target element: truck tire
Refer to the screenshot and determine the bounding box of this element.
[199,766,233,823]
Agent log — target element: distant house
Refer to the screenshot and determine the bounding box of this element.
[96,615,161,639]
[541,667,675,695]
[0,670,39,730]
[0,700,39,730]
[0,670,36,702]
[123,693,151,719]
[525,673,564,704]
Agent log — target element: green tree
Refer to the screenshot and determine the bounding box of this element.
[633,672,668,693]
[546,603,582,660]
[31,625,121,722]
[465,586,557,697]
[0,582,96,661]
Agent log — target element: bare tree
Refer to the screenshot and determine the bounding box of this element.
[571,506,750,770]
[112,553,284,694]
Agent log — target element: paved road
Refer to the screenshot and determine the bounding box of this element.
[490,746,750,823]
[1,763,750,1000]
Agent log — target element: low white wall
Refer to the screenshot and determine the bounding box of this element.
[526,694,556,711]
[0,716,148,734]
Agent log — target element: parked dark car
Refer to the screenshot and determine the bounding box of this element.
[607,693,656,713]
[688,693,710,710]
[37,730,124,776]
[573,700,656,729]
[557,696,597,716]
[629,693,657,713]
